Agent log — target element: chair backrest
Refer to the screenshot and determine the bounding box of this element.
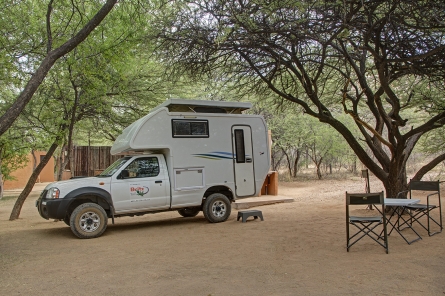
[409,180,440,192]
[346,192,384,206]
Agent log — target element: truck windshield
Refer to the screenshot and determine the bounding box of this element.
[98,157,131,177]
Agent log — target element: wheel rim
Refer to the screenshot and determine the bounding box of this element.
[211,200,227,218]
[79,211,101,232]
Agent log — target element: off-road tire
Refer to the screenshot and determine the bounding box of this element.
[178,208,200,217]
[70,203,108,239]
[203,193,231,223]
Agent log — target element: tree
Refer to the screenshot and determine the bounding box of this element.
[6,0,170,218]
[8,82,77,219]
[156,0,445,197]
[9,138,62,220]
[0,0,118,137]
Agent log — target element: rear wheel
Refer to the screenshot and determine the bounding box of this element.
[203,193,231,223]
[178,208,200,217]
[70,203,108,239]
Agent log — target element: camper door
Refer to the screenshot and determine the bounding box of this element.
[232,125,255,197]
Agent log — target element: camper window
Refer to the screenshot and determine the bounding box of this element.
[172,119,209,138]
[234,129,246,163]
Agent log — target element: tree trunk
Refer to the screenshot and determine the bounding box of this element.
[0,0,118,137]
[57,146,66,181]
[382,163,408,199]
[9,142,59,220]
[31,150,40,183]
[283,149,293,177]
[279,146,293,177]
[316,157,323,179]
[59,81,81,180]
[292,149,301,178]
[316,165,322,179]
[68,144,74,177]
[272,151,284,171]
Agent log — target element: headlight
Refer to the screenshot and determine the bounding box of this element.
[46,188,60,199]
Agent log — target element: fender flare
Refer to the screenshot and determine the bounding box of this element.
[64,187,115,223]
[203,185,234,201]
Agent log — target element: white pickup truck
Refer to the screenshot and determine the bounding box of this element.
[36,154,234,238]
[36,99,270,238]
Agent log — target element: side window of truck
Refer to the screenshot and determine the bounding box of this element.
[124,157,160,178]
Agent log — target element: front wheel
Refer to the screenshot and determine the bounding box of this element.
[70,203,108,239]
[203,193,231,223]
[178,208,200,217]
[63,214,70,226]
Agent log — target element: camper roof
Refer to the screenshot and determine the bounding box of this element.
[151,99,252,114]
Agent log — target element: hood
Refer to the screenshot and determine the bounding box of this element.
[44,177,111,198]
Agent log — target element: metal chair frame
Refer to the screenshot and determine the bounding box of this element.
[397,180,442,236]
[346,192,388,254]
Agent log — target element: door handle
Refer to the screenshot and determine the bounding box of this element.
[246,158,252,163]
[155,180,162,184]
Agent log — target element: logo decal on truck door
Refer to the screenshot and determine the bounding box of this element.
[130,184,149,196]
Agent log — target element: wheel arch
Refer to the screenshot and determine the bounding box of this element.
[64,187,113,218]
[203,185,234,202]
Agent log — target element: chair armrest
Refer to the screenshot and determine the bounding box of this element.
[427,192,439,207]
[427,192,439,198]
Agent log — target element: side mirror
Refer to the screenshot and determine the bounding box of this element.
[120,170,129,179]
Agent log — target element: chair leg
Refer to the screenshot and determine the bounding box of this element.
[427,207,442,236]
[347,222,388,253]
[404,207,442,236]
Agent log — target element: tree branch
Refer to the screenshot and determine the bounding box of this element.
[412,153,445,181]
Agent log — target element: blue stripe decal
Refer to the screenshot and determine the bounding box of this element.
[212,151,233,156]
[193,153,232,160]
[192,151,250,160]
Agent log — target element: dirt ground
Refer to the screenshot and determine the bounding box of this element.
[1,177,444,295]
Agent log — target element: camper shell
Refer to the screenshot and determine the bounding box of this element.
[111,99,270,201]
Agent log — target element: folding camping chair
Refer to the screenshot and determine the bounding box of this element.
[346,192,388,253]
[397,180,442,236]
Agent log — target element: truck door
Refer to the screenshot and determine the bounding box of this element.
[111,156,170,212]
[232,125,255,197]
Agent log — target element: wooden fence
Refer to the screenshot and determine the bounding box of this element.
[71,146,121,177]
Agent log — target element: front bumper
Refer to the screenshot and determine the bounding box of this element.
[36,190,71,220]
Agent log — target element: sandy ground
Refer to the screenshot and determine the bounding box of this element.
[1,177,444,295]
